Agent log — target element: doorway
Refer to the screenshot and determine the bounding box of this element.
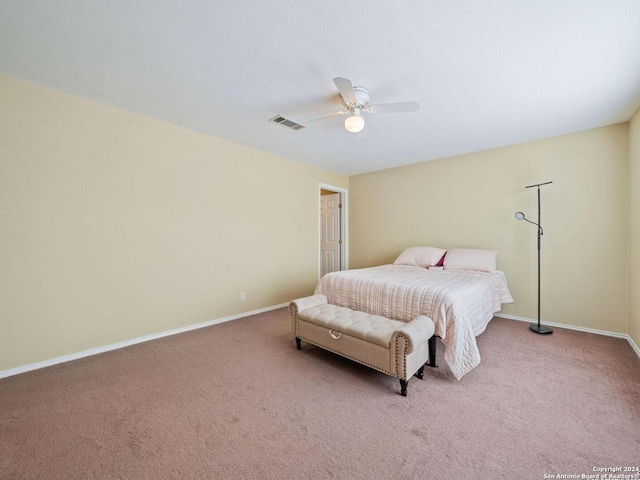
[319,184,348,279]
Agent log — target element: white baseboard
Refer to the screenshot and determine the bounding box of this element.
[0,303,288,380]
[4,307,636,381]
[495,313,640,359]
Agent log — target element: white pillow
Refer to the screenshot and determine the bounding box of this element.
[443,248,498,273]
[393,246,447,268]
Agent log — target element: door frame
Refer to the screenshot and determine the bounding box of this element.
[318,183,348,280]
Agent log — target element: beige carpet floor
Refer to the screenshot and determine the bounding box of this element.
[1,309,639,479]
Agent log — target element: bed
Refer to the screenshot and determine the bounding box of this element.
[315,264,513,379]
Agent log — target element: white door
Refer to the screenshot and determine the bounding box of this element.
[321,193,342,276]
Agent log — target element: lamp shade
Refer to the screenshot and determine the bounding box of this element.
[345,114,365,133]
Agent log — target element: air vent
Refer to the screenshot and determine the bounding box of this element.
[269,115,306,131]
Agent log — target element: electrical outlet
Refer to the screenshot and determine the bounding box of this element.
[240,292,246,302]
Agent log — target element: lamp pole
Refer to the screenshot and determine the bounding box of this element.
[516,181,553,334]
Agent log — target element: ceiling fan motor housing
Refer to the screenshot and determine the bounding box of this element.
[351,86,370,108]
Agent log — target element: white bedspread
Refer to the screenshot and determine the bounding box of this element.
[315,265,513,379]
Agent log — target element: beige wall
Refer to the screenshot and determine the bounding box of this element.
[0,75,347,372]
[1,71,636,374]
[349,125,629,333]
[629,108,640,348]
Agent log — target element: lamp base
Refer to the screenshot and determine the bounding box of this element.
[529,323,553,334]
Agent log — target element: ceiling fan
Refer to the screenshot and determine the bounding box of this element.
[306,77,421,134]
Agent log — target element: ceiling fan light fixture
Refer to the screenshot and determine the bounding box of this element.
[345,112,365,133]
[303,77,419,135]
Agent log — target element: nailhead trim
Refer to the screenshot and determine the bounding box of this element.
[289,303,298,336]
[298,337,394,377]
[394,335,409,379]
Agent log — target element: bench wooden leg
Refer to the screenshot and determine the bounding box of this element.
[416,365,425,380]
[295,337,301,350]
[399,379,408,396]
[428,335,438,368]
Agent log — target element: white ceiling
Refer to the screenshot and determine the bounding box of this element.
[1,1,640,176]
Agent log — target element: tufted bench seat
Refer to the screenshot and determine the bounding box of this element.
[289,294,435,396]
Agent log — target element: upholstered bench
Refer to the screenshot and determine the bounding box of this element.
[289,294,435,396]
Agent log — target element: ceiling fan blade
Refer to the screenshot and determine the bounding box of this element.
[333,77,357,105]
[366,101,420,114]
[300,111,347,123]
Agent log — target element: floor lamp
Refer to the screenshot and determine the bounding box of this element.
[515,181,553,335]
